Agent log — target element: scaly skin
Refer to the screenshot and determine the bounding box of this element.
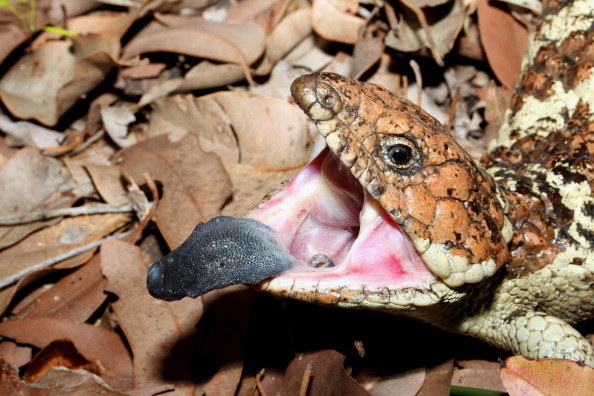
[263,0,594,364]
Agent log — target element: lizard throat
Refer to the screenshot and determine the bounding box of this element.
[249,148,441,308]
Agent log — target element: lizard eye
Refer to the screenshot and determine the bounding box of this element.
[385,141,416,169]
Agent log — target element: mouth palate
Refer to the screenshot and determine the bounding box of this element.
[248,147,437,291]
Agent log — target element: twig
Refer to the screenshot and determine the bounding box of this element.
[0,203,134,225]
[0,230,133,291]
[298,361,313,396]
[409,59,423,107]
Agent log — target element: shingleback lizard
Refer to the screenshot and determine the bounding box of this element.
[148,0,594,365]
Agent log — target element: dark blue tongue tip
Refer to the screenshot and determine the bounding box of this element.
[146,216,297,301]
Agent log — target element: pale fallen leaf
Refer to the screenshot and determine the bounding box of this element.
[84,164,129,207]
[100,239,202,392]
[477,0,528,89]
[0,33,120,126]
[0,147,90,249]
[101,105,137,148]
[0,340,32,368]
[385,0,464,59]
[66,11,136,38]
[122,17,265,68]
[118,133,232,248]
[120,63,167,79]
[0,317,133,391]
[0,113,64,149]
[224,0,277,24]
[452,360,506,392]
[257,8,313,74]
[500,356,594,396]
[351,32,385,79]
[312,0,366,44]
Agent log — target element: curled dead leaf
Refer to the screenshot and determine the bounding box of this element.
[0,317,133,391]
[385,0,464,61]
[122,18,266,68]
[119,133,232,248]
[0,33,120,126]
[312,0,366,44]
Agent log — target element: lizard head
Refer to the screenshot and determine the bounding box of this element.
[248,73,513,308]
[148,73,513,309]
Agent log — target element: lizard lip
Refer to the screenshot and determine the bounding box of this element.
[248,148,438,303]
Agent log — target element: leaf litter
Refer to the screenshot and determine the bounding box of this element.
[0,0,590,395]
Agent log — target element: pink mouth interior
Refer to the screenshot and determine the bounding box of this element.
[248,148,437,290]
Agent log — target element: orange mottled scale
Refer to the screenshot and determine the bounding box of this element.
[267,0,594,365]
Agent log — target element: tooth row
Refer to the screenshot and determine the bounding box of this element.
[263,278,450,310]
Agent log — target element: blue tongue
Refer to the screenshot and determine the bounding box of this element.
[146,216,297,301]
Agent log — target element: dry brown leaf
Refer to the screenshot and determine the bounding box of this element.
[66,11,136,38]
[0,147,88,249]
[416,358,454,396]
[119,133,232,248]
[120,63,167,79]
[0,33,120,126]
[0,113,64,149]
[258,7,313,74]
[27,367,125,395]
[351,31,385,79]
[0,317,133,391]
[23,339,102,382]
[11,256,107,323]
[451,359,506,392]
[224,0,277,24]
[100,239,203,392]
[385,0,464,60]
[312,0,365,44]
[0,12,30,66]
[500,356,594,396]
[84,164,129,207]
[201,361,243,396]
[146,91,314,217]
[122,17,265,67]
[262,350,369,395]
[0,340,32,368]
[483,83,513,148]
[0,356,26,395]
[477,0,528,89]
[101,105,137,148]
[0,213,130,315]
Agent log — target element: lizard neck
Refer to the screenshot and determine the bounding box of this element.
[481,0,594,277]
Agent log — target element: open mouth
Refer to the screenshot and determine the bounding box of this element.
[248,148,441,309]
